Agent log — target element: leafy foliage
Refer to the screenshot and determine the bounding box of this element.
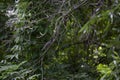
[0,0,120,80]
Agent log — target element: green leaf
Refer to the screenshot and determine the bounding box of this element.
[97,64,112,75]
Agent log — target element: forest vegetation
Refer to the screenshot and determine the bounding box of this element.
[0,0,120,80]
